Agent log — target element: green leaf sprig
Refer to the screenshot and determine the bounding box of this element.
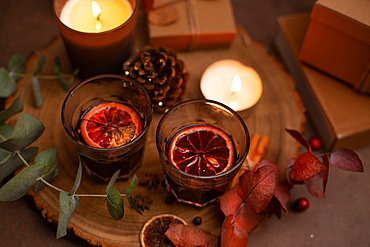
[0,53,79,108]
[0,97,141,239]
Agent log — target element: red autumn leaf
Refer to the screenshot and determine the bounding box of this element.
[285,129,312,153]
[304,176,325,198]
[286,158,304,186]
[290,152,327,181]
[255,160,291,215]
[165,223,218,247]
[330,148,364,172]
[221,192,263,247]
[220,184,244,217]
[220,165,276,216]
[220,206,259,247]
[322,153,330,193]
[240,165,277,213]
[220,163,277,247]
[254,159,279,183]
[220,185,262,233]
[267,180,291,215]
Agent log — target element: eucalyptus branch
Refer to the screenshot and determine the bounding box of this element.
[16,150,31,167]
[0,96,141,239]
[75,193,128,197]
[38,177,66,193]
[0,53,78,106]
[11,72,75,80]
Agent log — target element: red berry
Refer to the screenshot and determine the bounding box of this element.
[193,216,202,226]
[309,137,322,150]
[293,198,309,212]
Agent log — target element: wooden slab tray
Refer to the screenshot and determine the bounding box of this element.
[6,27,304,246]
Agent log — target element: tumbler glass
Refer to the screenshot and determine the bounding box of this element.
[156,99,249,207]
[61,74,152,181]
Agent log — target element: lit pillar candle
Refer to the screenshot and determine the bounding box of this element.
[60,0,133,33]
[53,0,138,78]
[200,59,263,111]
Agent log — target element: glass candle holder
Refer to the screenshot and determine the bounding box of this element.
[156,99,250,207]
[52,0,138,79]
[61,74,153,181]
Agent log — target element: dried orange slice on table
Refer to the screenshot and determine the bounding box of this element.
[80,102,142,148]
[140,214,187,247]
[168,125,235,176]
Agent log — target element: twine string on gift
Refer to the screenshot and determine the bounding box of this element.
[187,0,200,50]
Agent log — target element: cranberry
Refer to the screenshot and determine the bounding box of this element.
[293,197,309,212]
[309,137,322,150]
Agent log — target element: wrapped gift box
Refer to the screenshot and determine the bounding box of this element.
[147,0,237,50]
[298,0,370,94]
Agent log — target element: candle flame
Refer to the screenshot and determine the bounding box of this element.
[92,1,101,19]
[231,75,241,94]
[92,1,102,31]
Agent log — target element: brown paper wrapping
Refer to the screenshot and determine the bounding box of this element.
[299,0,370,94]
[148,0,237,50]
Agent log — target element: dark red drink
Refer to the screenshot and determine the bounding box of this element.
[164,124,237,206]
[75,101,145,181]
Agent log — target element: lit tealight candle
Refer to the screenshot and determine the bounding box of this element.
[60,0,133,33]
[200,59,263,111]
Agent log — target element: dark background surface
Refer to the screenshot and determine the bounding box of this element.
[1,0,369,246]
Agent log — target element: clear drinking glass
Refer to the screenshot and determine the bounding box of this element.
[156,99,249,207]
[61,74,152,181]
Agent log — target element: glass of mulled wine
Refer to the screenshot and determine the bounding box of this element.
[156,99,250,207]
[61,74,152,181]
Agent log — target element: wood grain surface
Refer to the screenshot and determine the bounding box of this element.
[5,27,304,246]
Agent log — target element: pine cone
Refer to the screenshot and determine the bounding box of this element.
[123,46,190,112]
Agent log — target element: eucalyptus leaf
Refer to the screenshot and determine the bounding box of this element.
[34,51,45,76]
[33,148,59,192]
[127,194,142,215]
[34,148,58,174]
[35,166,59,193]
[0,124,14,140]
[57,191,80,239]
[0,113,45,152]
[0,95,23,125]
[106,187,124,220]
[106,169,121,194]
[0,163,45,201]
[54,57,70,91]
[32,76,44,108]
[70,156,83,195]
[8,53,26,81]
[125,174,137,195]
[0,67,16,98]
[0,147,39,183]
[0,148,12,165]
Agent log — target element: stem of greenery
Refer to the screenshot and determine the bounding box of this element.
[0,135,127,198]
[11,72,74,80]
[16,151,30,167]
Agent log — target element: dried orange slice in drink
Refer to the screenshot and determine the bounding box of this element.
[80,102,141,148]
[168,125,235,176]
[140,214,187,247]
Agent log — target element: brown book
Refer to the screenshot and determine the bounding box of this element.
[275,13,370,151]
